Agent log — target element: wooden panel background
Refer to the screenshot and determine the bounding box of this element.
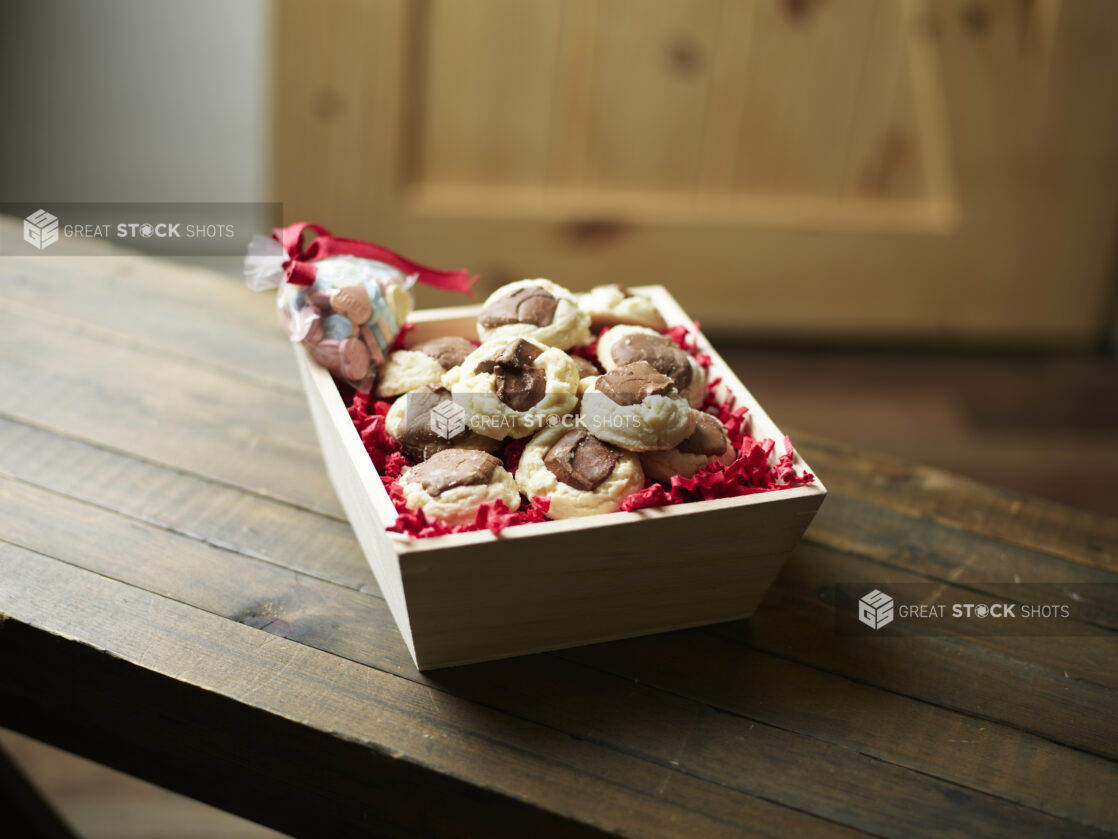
[410,0,940,213]
[275,0,1118,345]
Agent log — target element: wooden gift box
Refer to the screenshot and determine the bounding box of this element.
[294,286,826,670]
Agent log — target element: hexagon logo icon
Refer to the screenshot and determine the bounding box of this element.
[858,589,894,630]
[429,399,466,440]
[24,209,59,250]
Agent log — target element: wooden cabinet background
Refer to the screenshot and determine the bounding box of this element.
[276,0,1118,345]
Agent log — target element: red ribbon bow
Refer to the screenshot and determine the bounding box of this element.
[272,222,476,293]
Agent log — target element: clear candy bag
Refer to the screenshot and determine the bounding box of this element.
[245,223,474,391]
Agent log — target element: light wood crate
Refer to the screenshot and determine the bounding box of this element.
[294,286,826,670]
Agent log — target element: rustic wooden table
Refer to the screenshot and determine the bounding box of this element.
[1,238,1115,838]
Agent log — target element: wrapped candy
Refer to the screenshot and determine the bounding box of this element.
[245,222,474,390]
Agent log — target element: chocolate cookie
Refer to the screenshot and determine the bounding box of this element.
[384,385,500,460]
[578,284,667,332]
[398,447,520,526]
[515,425,645,519]
[476,279,590,350]
[442,336,580,440]
[580,361,697,452]
[596,325,706,407]
[640,411,736,482]
[375,335,476,398]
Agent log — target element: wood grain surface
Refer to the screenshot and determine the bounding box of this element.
[276,0,1118,345]
[0,226,1115,837]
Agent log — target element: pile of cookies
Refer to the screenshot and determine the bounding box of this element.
[374,279,738,524]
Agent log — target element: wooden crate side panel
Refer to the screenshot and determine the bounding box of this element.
[295,346,417,654]
[401,494,823,668]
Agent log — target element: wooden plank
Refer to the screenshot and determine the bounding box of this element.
[1,472,1113,836]
[841,0,928,200]
[0,308,343,519]
[0,308,312,448]
[731,0,879,195]
[419,0,565,187]
[0,253,297,392]
[796,433,1118,574]
[0,543,870,839]
[0,362,336,516]
[2,625,607,839]
[773,541,1118,692]
[0,417,372,591]
[805,493,1118,631]
[712,543,1118,759]
[423,658,1114,839]
[546,0,598,183]
[562,633,1118,833]
[580,0,722,189]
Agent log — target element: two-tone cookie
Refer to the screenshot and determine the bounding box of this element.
[477,279,590,350]
[385,384,500,460]
[596,325,705,407]
[375,336,475,398]
[580,361,696,451]
[442,337,579,439]
[515,426,644,519]
[578,284,667,332]
[639,411,736,482]
[398,448,520,526]
[570,354,600,379]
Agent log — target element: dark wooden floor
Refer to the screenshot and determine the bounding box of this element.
[4,345,1114,836]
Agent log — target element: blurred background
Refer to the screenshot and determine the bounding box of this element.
[1,0,1116,834]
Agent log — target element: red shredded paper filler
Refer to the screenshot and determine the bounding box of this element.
[346,323,814,538]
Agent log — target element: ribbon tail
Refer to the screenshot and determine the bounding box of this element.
[353,244,476,293]
[309,236,477,294]
[411,267,477,293]
[272,223,477,294]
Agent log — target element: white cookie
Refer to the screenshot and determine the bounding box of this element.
[399,448,520,526]
[516,425,644,519]
[375,336,475,398]
[477,279,590,350]
[639,411,736,482]
[442,337,579,439]
[578,284,667,331]
[385,385,500,459]
[597,325,705,408]
[580,361,696,452]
